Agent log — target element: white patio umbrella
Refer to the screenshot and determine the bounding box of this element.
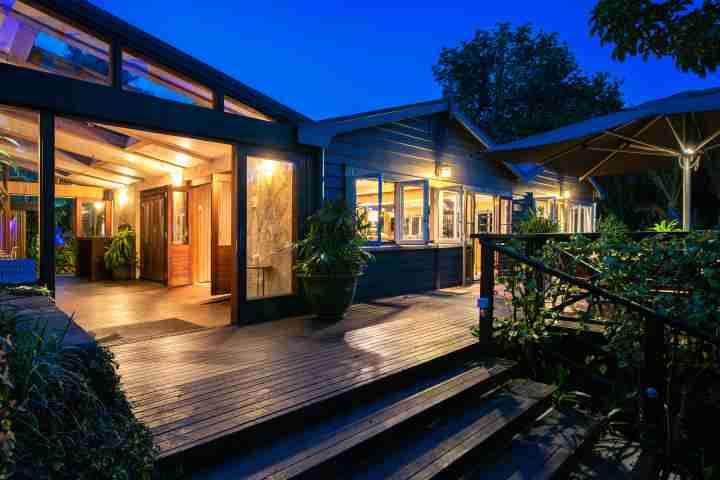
[486,88,720,230]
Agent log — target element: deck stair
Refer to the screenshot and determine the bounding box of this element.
[187,354,600,480]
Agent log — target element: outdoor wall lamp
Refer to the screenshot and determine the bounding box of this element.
[437,164,453,178]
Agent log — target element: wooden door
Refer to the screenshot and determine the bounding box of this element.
[211,173,233,295]
[191,183,212,283]
[140,190,166,283]
[167,187,192,287]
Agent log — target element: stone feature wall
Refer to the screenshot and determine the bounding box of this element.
[246,157,294,299]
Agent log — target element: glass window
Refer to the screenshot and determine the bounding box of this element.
[498,197,513,234]
[563,203,596,233]
[247,157,294,299]
[353,177,396,244]
[438,190,461,242]
[0,1,110,84]
[0,104,38,281]
[78,200,107,237]
[397,181,428,244]
[224,96,273,122]
[122,50,212,108]
[474,194,494,233]
[171,191,188,244]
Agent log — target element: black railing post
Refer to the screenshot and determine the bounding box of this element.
[478,237,495,346]
[642,314,667,469]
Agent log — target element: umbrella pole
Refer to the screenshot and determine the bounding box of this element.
[680,155,696,230]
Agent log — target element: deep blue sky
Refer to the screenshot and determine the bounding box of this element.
[90,0,716,121]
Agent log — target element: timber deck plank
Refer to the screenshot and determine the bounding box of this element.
[110,289,480,458]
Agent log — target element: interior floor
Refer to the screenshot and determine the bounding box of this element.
[56,276,230,333]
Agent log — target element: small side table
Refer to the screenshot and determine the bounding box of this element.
[247,264,271,297]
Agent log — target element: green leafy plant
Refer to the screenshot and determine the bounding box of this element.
[104,227,136,272]
[597,213,628,236]
[491,230,720,477]
[293,200,374,276]
[0,293,157,479]
[517,209,559,234]
[650,218,682,232]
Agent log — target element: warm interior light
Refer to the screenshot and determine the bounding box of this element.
[118,189,128,207]
[438,165,453,178]
[171,171,184,187]
[259,159,276,177]
[563,191,572,199]
[94,201,104,211]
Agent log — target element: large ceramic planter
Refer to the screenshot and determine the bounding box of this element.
[111,264,133,281]
[298,274,361,321]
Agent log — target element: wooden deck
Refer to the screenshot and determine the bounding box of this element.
[110,288,481,458]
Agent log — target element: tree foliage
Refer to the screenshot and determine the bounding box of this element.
[433,23,624,144]
[591,0,720,77]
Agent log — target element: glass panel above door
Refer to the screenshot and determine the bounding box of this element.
[0,1,111,84]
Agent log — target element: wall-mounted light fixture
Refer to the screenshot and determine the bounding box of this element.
[436,164,453,178]
[94,201,105,211]
[171,171,184,187]
[118,189,128,207]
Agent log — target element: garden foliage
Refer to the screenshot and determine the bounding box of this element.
[0,293,156,479]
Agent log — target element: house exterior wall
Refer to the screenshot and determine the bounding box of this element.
[324,112,516,301]
[325,113,514,202]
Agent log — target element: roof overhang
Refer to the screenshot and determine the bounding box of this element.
[298,99,449,147]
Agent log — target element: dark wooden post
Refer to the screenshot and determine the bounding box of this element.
[213,90,224,112]
[231,145,247,324]
[478,238,495,346]
[110,41,122,89]
[642,315,667,463]
[39,112,55,293]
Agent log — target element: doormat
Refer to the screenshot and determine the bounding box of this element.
[90,318,207,346]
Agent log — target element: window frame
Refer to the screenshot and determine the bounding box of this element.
[435,187,464,244]
[395,179,429,245]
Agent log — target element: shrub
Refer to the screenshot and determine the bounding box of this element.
[293,200,373,276]
[517,210,559,234]
[0,304,157,479]
[104,226,136,272]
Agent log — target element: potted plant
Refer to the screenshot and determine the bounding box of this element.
[293,200,373,321]
[104,226,136,280]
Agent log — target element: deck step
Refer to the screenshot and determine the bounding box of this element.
[188,358,517,479]
[336,379,556,480]
[462,407,602,480]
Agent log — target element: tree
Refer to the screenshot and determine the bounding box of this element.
[433,23,624,144]
[590,0,720,77]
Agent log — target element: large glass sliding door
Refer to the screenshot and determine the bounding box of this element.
[0,104,39,283]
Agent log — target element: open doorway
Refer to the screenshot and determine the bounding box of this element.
[29,115,236,340]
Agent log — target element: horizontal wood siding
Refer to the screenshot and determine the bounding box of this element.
[356,247,463,301]
[324,113,514,198]
[324,162,345,202]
